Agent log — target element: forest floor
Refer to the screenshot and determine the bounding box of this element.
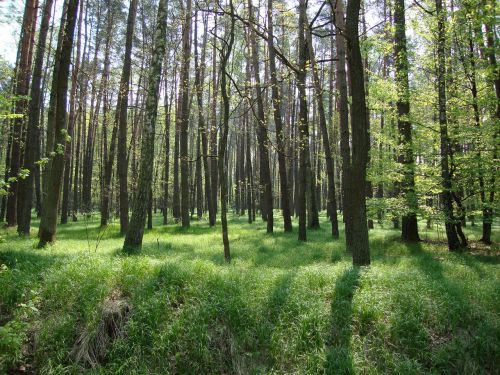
[0,213,498,374]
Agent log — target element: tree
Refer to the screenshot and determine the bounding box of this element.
[179,0,193,228]
[194,11,215,226]
[218,0,235,262]
[60,0,84,225]
[394,0,420,242]
[307,20,339,238]
[247,0,273,233]
[267,0,292,232]
[123,0,168,253]
[296,0,311,241]
[435,0,464,251]
[6,0,38,227]
[115,0,138,233]
[17,0,54,235]
[343,0,370,265]
[38,0,80,247]
[101,0,138,229]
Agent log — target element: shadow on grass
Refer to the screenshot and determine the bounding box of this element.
[0,249,66,324]
[257,272,296,367]
[325,266,360,374]
[114,240,198,261]
[0,248,66,272]
[56,221,124,241]
[392,241,500,372]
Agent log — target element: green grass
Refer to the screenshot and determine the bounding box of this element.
[0,213,498,374]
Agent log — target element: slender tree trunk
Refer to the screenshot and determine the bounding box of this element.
[394,0,420,242]
[115,0,138,233]
[172,88,181,221]
[17,0,53,235]
[307,27,339,238]
[210,20,219,218]
[195,129,203,219]
[38,0,80,247]
[344,0,370,265]
[307,94,319,229]
[268,0,292,232]
[435,0,462,252]
[248,0,273,233]
[333,0,353,244]
[479,19,498,244]
[194,13,214,226]
[98,0,116,226]
[61,0,84,225]
[180,0,192,228]
[102,0,137,228]
[163,74,173,224]
[219,4,235,262]
[123,0,168,252]
[81,13,103,214]
[6,0,38,227]
[297,0,310,241]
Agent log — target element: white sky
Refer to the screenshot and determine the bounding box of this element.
[0,0,24,64]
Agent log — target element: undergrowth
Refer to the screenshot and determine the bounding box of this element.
[0,213,498,374]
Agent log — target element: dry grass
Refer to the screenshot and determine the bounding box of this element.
[72,290,130,367]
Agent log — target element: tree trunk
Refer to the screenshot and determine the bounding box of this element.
[297,0,310,241]
[480,18,498,244]
[38,0,80,247]
[115,0,137,233]
[394,0,420,242]
[218,3,235,262]
[60,0,84,225]
[163,74,174,225]
[194,12,214,226]
[333,0,353,245]
[103,0,137,228]
[172,90,181,221]
[307,27,339,238]
[6,0,38,227]
[435,0,462,252]
[344,0,370,265]
[17,0,53,235]
[180,0,192,228]
[267,0,292,232]
[123,0,168,252]
[248,0,273,233]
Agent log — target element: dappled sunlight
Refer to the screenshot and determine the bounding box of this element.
[0,214,498,373]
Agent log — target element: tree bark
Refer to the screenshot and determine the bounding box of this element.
[248,0,273,233]
[17,0,53,235]
[115,0,138,233]
[38,0,80,247]
[394,0,420,242]
[194,12,214,226]
[180,0,192,228]
[123,0,168,252]
[297,0,311,241]
[267,0,292,232]
[333,0,353,245]
[219,2,235,262]
[344,0,370,265]
[6,0,38,227]
[435,0,462,252]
